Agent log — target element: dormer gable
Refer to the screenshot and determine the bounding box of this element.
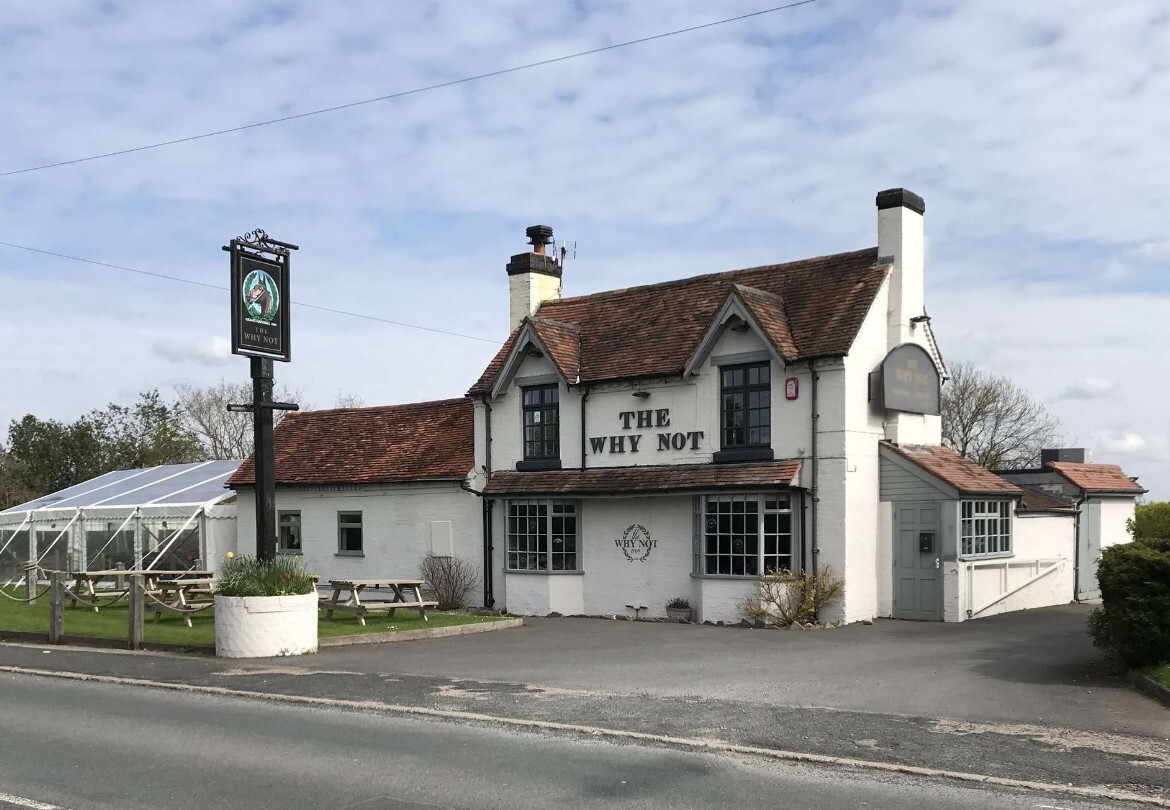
[684,284,797,376]
[488,317,580,399]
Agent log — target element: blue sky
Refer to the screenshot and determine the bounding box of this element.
[1,0,1167,497]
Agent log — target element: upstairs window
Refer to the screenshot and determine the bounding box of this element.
[721,362,770,448]
[523,384,560,460]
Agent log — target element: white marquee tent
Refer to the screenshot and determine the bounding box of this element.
[0,460,241,584]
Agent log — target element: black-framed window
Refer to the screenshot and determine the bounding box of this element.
[337,511,363,555]
[278,511,302,554]
[522,384,560,460]
[694,493,796,576]
[721,362,770,448]
[506,500,579,572]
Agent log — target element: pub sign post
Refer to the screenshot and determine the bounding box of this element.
[223,229,299,562]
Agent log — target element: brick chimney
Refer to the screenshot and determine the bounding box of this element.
[507,225,561,332]
[876,188,925,351]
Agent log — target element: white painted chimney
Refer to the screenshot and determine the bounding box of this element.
[876,188,925,351]
[507,224,562,332]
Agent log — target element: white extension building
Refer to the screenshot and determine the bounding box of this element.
[0,460,241,582]
[233,188,1143,624]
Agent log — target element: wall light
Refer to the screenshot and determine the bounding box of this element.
[632,390,651,398]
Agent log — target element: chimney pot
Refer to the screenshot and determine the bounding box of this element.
[876,188,926,215]
[526,225,554,255]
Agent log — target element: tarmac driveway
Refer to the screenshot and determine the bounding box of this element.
[308,603,1168,736]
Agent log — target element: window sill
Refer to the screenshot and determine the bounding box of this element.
[335,551,365,558]
[277,550,303,556]
[690,573,761,581]
[712,447,774,464]
[516,458,562,472]
[504,569,584,576]
[959,552,1014,562]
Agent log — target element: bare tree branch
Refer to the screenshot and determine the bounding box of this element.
[175,379,304,461]
[941,361,1064,470]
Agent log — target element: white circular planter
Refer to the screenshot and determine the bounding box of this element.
[214,592,318,658]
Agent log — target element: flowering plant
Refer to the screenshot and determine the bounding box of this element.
[216,554,316,597]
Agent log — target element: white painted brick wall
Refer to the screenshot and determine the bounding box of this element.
[236,483,483,606]
[214,593,318,658]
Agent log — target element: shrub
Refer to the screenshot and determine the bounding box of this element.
[419,554,479,610]
[1128,502,1170,543]
[216,555,316,597]
[1088,536,1170,668]
[666,597,691,610]
[741,567,844,628]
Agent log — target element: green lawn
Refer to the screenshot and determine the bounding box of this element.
[1146,663,1170,690]
[0,588,505,648]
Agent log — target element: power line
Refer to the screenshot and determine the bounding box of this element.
[0,240,502,344]
[0,1,820,178]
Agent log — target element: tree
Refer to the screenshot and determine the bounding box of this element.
[941,361,1063,470]
[1129,502,1170,542]
[5,390,203,499]
[0,448,35,510]
[175,378,304,461]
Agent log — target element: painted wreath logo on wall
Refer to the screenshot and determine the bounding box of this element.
[242,269,280,324]
[615,523,656,562]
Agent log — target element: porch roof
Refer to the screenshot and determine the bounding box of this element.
[482,460,802,497]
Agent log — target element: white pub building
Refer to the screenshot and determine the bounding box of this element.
[232,189,1142,624]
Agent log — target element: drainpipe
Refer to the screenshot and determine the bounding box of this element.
[483,397,495,607]
[1072,493,1087,602]
[810,362,821,617]
[579,386,591,471]
[810,363,820,580]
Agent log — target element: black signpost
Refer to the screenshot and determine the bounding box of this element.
[223,230,299,561]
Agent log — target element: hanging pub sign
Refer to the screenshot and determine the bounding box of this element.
[871,343,940,415]
[228,232,292,362]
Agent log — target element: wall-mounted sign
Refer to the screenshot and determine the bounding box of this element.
[615,524,656,562]
[873,344,940,415]
[231,251,291,361]
[589,408,704,455]
[785,377,799,400]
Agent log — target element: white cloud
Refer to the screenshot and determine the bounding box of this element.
[1096,432,1147,455]
[1055,378,1117,401]
[151,336,232,366]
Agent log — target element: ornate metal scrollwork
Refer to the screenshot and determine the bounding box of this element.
[234,228,290,256]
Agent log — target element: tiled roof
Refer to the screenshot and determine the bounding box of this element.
[1047,461,1145,494]
[1016,487,1076,514]
[482,460,801,497]
[882,443,1023,496]
[470,248,888,394]
[733,284,799,361]
[227,398,473,487]
[530,318,581,384]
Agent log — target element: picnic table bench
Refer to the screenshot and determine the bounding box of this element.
[64,570,215,627]
[323,579,438,626]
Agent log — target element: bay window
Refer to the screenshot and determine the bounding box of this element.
[506,500,579,572]
[694,493,796,576]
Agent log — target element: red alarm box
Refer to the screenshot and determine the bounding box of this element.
[785,377,799,400]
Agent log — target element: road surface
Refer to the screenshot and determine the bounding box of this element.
[0,673,1151,810]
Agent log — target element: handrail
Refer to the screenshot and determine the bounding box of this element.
[967,558,1064,618]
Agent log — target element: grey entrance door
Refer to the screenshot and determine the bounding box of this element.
[893,503,942,621]
[1077,504,1101,600]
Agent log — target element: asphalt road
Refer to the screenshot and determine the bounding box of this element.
[0,674,1152,810]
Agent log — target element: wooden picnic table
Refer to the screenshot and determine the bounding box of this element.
[65,570,213,611]
[323,579,438,626]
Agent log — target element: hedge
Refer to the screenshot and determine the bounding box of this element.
[1088,535,1170,668]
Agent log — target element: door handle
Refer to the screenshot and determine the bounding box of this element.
[934,557,940,569]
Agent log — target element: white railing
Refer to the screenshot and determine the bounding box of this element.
[966,558,1064,619]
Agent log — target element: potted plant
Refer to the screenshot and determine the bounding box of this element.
[214,553,319,658]
[665,596,693,623]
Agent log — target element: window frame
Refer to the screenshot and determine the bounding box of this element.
[693,493,797,578]
[959,499,1012,559]
[336,511,364,557]
[504,499,581,573]
[521,384,561,461]
[719,361,771,449]
[278,510,302,555]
